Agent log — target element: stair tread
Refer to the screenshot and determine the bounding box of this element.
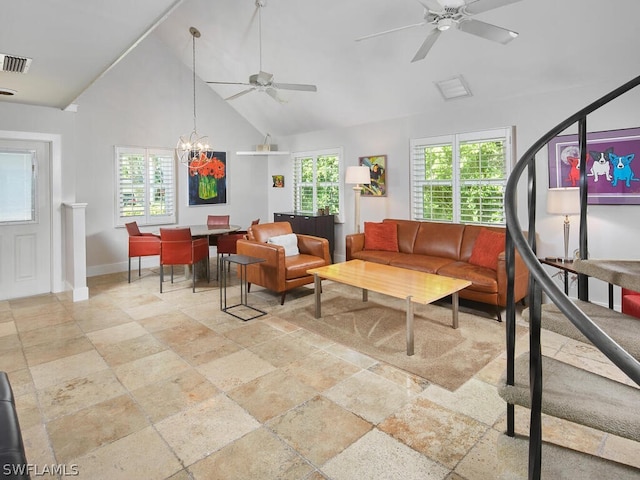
[522,300,640,360]
[499,354,640,442]
[497,433,640,479]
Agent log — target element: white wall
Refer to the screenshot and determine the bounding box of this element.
[272,79,640,308]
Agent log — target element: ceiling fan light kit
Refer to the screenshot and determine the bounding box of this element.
[356,0,523,62]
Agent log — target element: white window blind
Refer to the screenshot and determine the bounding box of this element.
[293,148,344,221]
[410,127,513,225]
[115,147,176,227]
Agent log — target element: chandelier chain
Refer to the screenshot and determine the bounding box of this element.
[192,30,197,133]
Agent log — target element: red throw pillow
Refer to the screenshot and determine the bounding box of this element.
[364,222,399,252]
[469,228,506,271]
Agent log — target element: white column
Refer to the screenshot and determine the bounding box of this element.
[63,203,89,301]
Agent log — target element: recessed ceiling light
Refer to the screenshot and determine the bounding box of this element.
[435,75,472,100]
[0,88,16,96]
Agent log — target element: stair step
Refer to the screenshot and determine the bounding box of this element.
[497,433,640,479]
[522,300,640,360]
[498,354,640,442]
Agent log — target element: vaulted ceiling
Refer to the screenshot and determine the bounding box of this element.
[2,0,639,137]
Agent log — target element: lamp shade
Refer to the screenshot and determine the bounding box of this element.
[547,188,580,215]
[345,166,371,185]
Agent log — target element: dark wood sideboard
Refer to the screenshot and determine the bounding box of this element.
[273,212,335,262]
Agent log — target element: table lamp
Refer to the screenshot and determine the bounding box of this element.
[546,188,580,263]
[345,166,371,233]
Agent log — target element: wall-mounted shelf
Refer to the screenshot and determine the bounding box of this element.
[236,151,290,156]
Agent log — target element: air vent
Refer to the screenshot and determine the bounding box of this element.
[435,75,472,101]
[0,54,32,73]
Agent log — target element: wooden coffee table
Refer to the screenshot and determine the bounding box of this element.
[307,260,471,356]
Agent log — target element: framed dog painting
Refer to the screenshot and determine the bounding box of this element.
[548,127,640,204]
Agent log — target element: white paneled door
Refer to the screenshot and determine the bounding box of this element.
[0,140,51,300]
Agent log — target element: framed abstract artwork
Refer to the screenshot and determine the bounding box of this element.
[188,151,227,205]
[358,154,387,196]
[548,127,640,204]
[272,175,284,188]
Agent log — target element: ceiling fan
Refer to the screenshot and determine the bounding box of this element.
[206,0,317,103]
[356,0,522,62]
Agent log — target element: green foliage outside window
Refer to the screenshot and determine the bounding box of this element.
[414,132,509,225]
[295,154,340,216]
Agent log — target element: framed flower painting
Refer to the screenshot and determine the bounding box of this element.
[188,151,227,205]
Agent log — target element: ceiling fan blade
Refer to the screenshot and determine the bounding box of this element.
[225,88,256,101]
[411,28,441,62]
[355,21,426,42]
[457,18,518,44]
[207,81,252,86]
[416,0,443,12]
[266,87,287,104]
[271,82,317,92]
[463,0,523,15]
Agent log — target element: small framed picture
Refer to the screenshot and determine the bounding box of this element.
[359,155,387,196]
[272,175,284,188]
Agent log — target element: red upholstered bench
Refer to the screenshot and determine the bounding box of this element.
[621,288,640,319]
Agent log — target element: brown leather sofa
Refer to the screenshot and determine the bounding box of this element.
[346,219,529,320]
[236,222,331,304]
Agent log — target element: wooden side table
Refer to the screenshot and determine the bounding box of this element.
[220,254,266,321]
[539,257,579,296]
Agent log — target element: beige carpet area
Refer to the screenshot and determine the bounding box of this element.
[276,285,527,391]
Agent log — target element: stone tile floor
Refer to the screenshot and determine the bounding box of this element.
[0,267,638,479]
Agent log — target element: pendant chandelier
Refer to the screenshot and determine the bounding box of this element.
[176,26,213,169]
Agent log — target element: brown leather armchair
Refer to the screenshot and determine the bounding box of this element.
[125,221,161,283]
[236,222,331,304]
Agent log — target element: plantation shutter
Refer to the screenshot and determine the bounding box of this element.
[411,127,512,225]
[115,147,176,226]
[411,136,455,222]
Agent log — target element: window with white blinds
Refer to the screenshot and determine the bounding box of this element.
[293,148,344,220]
[410,127,513,225]
[115,147,176,227]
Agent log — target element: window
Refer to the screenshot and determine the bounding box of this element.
[410,127,513,225]
[0,149,36,224]
[293,148,344,220]
[115,147,175,227]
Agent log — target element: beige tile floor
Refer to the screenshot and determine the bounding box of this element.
[0,267,638,479]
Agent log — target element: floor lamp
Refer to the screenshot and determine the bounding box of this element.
[345,166,371,233]
[547,188,580,263]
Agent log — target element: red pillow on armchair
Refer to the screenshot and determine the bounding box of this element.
[469,228,506,271]
[364,222,399,252]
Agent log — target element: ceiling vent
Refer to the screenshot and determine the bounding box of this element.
[435,75,472,101]
[0,54,32,73]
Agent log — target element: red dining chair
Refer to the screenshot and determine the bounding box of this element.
[159,227,210,293]
[125,221,160,283]
[215,219,259,279]
[215,233,247,280]
[207,215,230,247]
